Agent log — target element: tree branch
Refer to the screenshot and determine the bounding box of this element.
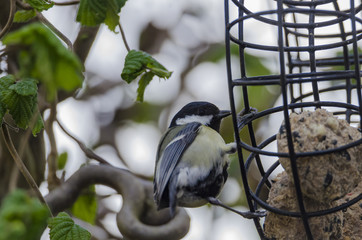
[37,12,73,51]
[45,164,190,240]
[73,25,100,64]
[1,123,53,216]
[56,119,111,165]
[45,100,60,190]
[0,0,16,40]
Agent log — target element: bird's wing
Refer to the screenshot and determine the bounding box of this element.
[154,122,201,205]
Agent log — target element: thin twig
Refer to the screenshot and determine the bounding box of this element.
[118,22,131,52]
[36,12,74,51]
[50,0,80,5]
[56,119,111,165]
[0,0,16,40]
[9,110,43,191]
[1,123,53,217]
[45,100,60,190]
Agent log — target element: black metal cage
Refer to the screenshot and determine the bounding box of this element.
[224,0,362,239]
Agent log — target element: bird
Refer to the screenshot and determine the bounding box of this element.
[153,101,236,217]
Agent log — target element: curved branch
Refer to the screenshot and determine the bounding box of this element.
[0,0,16,40]
[45,165,190,240]
[36,12,73,51]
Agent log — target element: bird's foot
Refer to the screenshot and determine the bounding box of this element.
[207,197,266,219]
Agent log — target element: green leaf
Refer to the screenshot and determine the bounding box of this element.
[14,10,37,23]
[71,185,97,224]
[121,50,172,82]
[0,190,49,240]
[25,0,54,11]
[121,50,172,102]
[32,112,44,136]
[9,78,38,96]
[137,71,154,102]
[0,75,15,121]
[48,212,91,240]
[57,152,68,170]
[2,23,83,101]
[1,78,38,129]
[0,75,44,134]
[77,0,127,31]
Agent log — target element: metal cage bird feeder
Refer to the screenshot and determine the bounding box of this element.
[224,0,362,239]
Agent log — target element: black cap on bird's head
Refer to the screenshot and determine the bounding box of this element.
[169,101,231,131]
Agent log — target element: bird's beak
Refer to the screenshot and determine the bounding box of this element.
[218,110,231,119]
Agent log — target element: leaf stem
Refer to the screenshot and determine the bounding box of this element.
[119,22,130,52]
[36,12,74,51]
[1,123,53,217]
[0,0,16,40]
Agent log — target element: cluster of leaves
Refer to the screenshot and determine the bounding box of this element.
[1,23,83,134]
[15,0,126,32]
[121,50,172,102]
[3,23,83,101]
[0,190,49,240]
[0,75,43,136]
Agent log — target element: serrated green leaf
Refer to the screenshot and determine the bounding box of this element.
[25,0,54,11]
[9,78,38,96]
[77,0,127,31]
[48,212,91,240]
[3,23,83,101]
[0,76,44,133]
[137,71,154,102]
[57,152,68,170]
[121,50,172,82]
[2,91,37,129]
[14,10,37,23]
[71,185,97,224]
[0,190,49,240]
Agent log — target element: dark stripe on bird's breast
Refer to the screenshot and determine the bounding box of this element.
[186,163,229,198]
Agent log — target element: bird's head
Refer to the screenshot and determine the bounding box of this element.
[169,101,231,132]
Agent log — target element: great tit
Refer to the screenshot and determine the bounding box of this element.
[153,101,236,217]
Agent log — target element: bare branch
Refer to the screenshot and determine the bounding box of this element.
[45,165,190,240]
[73,25,100,64]
[36,12,73,51]
[1,123,53,216]
[0,0,16,40]
[45,100,60,190]
[56,119,111,165]
[51,0,80,6]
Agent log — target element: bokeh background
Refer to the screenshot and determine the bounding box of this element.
[34,0,359,239]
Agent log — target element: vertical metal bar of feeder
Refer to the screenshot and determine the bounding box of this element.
[276,0,314,239]
[332,1,353,122]
[224,0,265,238]
[349,0,362,127]
[308,4,321,104]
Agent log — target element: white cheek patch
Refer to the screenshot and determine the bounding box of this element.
[176,114,213,125]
